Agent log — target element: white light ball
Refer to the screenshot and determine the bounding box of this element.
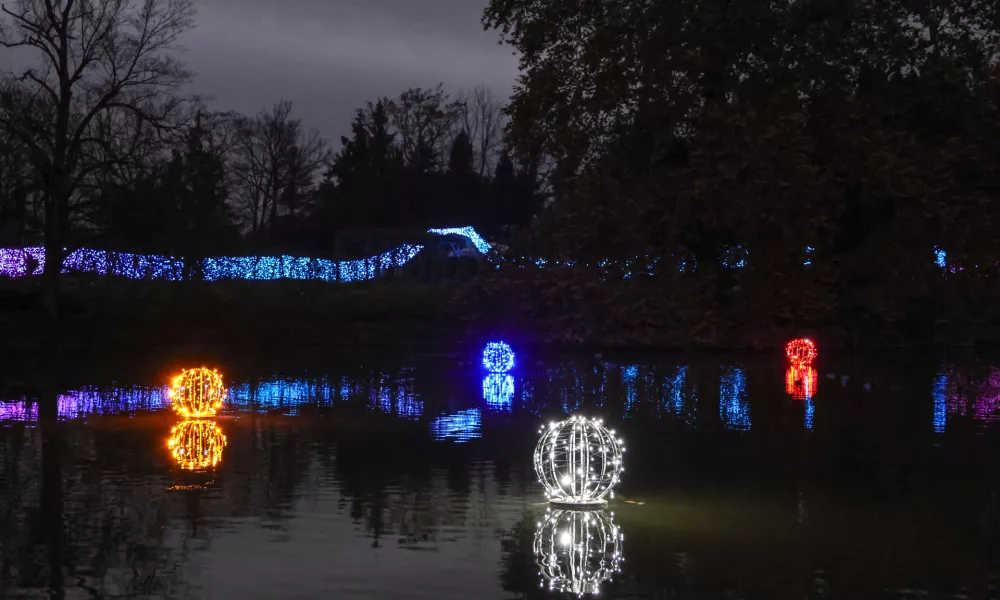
[534,508,624,596]
[534,415,624,506]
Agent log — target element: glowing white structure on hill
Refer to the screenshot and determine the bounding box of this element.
[534,415,624,506]
[534,508,623,595]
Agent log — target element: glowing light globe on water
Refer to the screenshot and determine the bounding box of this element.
[169,367,227,418]
[483,341,515,372]
[534,508,623,596]
[786,338,817,366]
[534,415,624,506]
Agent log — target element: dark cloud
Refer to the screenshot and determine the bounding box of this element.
[182,0,519,144]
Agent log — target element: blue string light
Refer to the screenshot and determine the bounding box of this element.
[482,341,515,373]
[934,248,947,269]
[426,226,492,254]
[10,227,903,283]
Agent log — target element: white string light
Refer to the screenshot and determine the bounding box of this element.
[534,415,624,506]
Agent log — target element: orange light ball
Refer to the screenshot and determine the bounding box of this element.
[169,367,226,418]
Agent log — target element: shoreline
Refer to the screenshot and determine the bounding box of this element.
[0,277,996,356]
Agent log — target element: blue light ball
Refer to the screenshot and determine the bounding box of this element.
[483,341,515,373]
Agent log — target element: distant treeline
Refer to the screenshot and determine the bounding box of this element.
[474,0,1000,348]
[0,85,543,259]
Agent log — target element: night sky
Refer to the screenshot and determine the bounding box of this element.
[182,0,519,144]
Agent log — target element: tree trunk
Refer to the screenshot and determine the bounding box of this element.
[41,202,62,323]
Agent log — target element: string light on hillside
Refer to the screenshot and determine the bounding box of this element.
[786,365,818,401]
[0,244,424,283]
[168,420,227,470]
[534,508,623,596]
[534,415,624,506]
[169,368,227,418]
[786,338,817,366]
[426,226,492,254]
[483,341,516,372]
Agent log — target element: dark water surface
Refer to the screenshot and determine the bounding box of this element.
[2,348,1000,599]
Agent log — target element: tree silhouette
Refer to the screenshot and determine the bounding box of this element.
[0,0,195,317]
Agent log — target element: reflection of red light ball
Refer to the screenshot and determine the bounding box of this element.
[786,338,817,366]
[786,365,817,400]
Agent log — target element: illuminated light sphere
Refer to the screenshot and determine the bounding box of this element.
[534,415,624,506]
[483,341,515,373]
[169,367,227,418]
[167,420,227,470]
[786,338,818,366]
[534,508,623,596]
[785,365,818,401]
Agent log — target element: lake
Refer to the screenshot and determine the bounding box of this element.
[1,347,999,599]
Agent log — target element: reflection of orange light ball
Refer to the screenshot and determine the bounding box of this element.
[169,367,226,418]
[786,365,817,400]
[167,420,227,470]
[786,338,817,366]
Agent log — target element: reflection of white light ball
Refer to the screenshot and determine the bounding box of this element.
[482,341,515,372]
[534,508,623,596]
[534,415,624,506]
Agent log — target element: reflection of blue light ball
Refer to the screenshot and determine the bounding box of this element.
[483,341,515,372]
[483,373,515,410]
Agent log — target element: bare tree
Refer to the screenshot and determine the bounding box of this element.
[456,85,507,177]
[387,85,464,173]
[0,0,195,317]
[231,100,329,234]
[0,94,37,245]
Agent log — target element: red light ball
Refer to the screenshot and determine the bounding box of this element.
[786,338,817,366]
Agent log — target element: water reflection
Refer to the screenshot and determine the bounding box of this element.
[7,360,992,442]
[720,366,750,431]
[484,373,515,411]
[0,399,36,421]
[932,365,1000,429]
[167,419,227,470]
[430,408,482,442]
[372,369,423,418]
[534,508,623,596]
[3,355,1000,598]
[785,365,817,401]
[933,372,948,433]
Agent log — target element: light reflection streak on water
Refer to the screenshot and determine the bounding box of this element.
[430,409,481,442]
[720,367,750,431]
[0,400,37,422]
[933,371,947,433]
[621,365,639,418]
[669,366,687,415]
[483,373,515,411]
[936,366,1000,427]
[805,395,815,430]
[0,365,818,435]
[228,379,336,414]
